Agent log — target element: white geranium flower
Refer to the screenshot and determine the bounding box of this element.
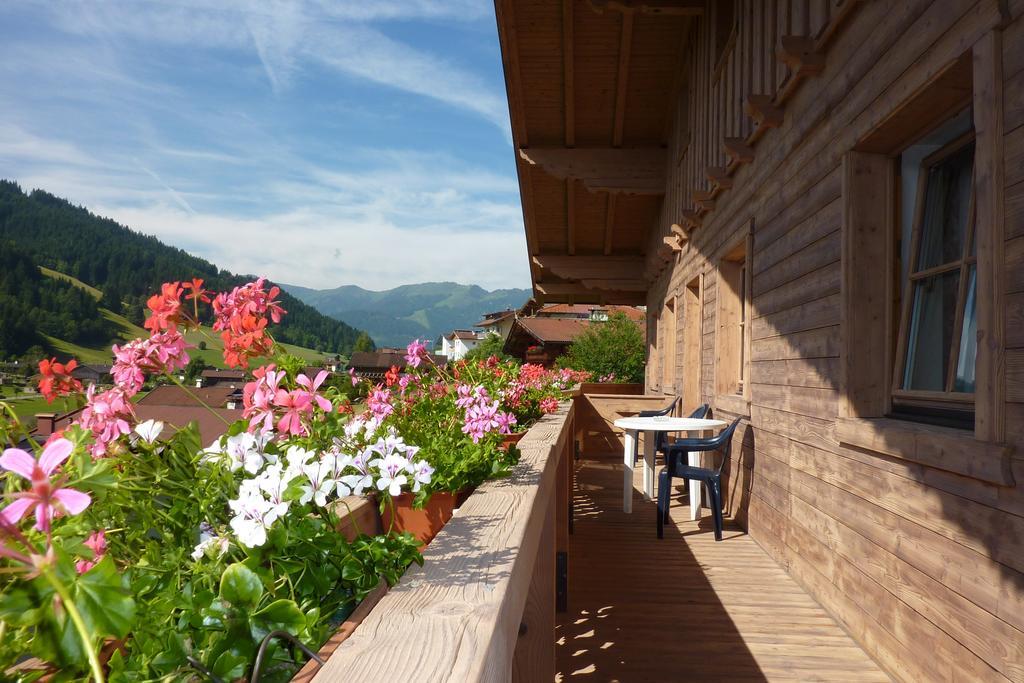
[410,459,434,493]
[134,419,164,444]
[374,453,411,497]
[224,432,266,474]
[299,455,337,508]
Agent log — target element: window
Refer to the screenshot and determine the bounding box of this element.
[716,227,752,409]
[681,276,703,412]
[838,40,1009,485]
[892,110,976,424]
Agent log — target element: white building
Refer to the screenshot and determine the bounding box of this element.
[440,329,483,360]
[473,309,518,342]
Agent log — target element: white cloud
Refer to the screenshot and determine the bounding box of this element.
[30,0,509,133]
[95,202,529,291]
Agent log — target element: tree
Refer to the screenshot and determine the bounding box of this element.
[100,284,122,313]
[352,332,375,353]
[559,312,646,383]
[183,357,207,384]
[463,333,513,363]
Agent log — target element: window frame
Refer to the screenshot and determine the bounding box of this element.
[837,36,1009,485]
[890,129,978,413]
[714,222,752,415]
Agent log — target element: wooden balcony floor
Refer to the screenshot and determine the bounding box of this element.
[556,456,890,682]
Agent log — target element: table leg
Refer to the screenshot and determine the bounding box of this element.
[688,430,702,521]
[622,429,635,513]
[643,430,655,501]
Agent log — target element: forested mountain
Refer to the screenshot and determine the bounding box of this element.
[284,281,530,348]
[0,242,115,358]
[0,181,368,355]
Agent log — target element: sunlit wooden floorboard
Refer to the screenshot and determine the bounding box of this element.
[556,456,890,682]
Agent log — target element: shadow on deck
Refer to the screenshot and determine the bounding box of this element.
[557,455,889,682]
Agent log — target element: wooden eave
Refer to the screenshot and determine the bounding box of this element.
[495,0,694,305]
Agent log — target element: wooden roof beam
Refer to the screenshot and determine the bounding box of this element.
[533,254,646,280]
[519,147,667,195]
[588,0,704,16]
[535,282,646,306]
[778,36,826,77]
[662,235,683,252]
[612,10,634,147]
[706,166,733,190]
[563,0,575,147]
[566,178,576,255]
[745,95,784,129]
[681,209,702,228]
[603,193,617,255]
[670,223,688,240]
[723,137,754,164]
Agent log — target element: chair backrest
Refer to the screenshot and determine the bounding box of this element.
[638,397,679,419]
[688,403,710,419]
[709,418,742,474]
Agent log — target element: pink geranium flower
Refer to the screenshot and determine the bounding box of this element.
[296,370,332,412]
[243,365,285,433]
[273,389,313,437]
[0,439,91,533]
[367,386,394,420]
[112,330,191,395]
[76,529,107,574]
[404,339,427,368]
[77,385,135,458]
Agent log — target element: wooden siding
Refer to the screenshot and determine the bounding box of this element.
[645,2,1024,682]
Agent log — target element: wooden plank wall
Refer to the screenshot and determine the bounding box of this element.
[647,2,1024,681]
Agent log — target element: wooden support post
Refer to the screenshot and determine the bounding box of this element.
[681,209,702,228]
[511,490,555,682]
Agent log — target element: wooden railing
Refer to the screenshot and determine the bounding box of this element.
[311,400,575,682]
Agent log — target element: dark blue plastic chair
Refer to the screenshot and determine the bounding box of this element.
[631,397,679,464]
[634,403,710,464]
[657,418,741,542]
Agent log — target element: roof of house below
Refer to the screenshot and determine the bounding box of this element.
[515,317,591,344]
[348,351,447,371]
[133,405,243,447]
[137,385,240,408]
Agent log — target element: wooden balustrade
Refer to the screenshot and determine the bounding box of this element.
[311,401,575,682]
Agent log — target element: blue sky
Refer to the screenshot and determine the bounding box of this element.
[0,1,530,291]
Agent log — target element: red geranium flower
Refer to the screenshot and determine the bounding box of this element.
[38,358,83,403]
[182,277,211,304]
[384,365,400,387]
[144,282,186,332]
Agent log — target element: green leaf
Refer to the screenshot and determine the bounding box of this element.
[250,599,306,642]
[74,556,137,638]
[0,587,41,627]
[219,563,263,608]
[211,650,248,680]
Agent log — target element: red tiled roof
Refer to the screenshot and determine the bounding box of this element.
[133,405,243,446]
[348,351,447,370]
[447,330,479,340]
[201,369,247,380]
[516,317,591,343]
[137,385,239,408]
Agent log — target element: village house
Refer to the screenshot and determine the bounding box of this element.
[198,368,247,388]
[347,349,447,382]
[439,329,483,360]
[472,308,518,342]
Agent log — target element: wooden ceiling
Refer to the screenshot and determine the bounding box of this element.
[496,0,697,305]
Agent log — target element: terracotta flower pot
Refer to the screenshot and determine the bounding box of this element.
[380,489,473,545]
[500,431,526,450]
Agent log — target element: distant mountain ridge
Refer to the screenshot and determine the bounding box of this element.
[0,180,368,355]
[283,282,531,348]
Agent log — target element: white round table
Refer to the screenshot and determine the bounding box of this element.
[612,416,727,518]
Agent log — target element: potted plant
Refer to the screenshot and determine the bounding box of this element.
[0,278,427,682]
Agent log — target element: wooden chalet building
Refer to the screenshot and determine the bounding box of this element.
[495,0,1024,680]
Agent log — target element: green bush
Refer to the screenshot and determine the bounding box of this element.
[558,312,645,384]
